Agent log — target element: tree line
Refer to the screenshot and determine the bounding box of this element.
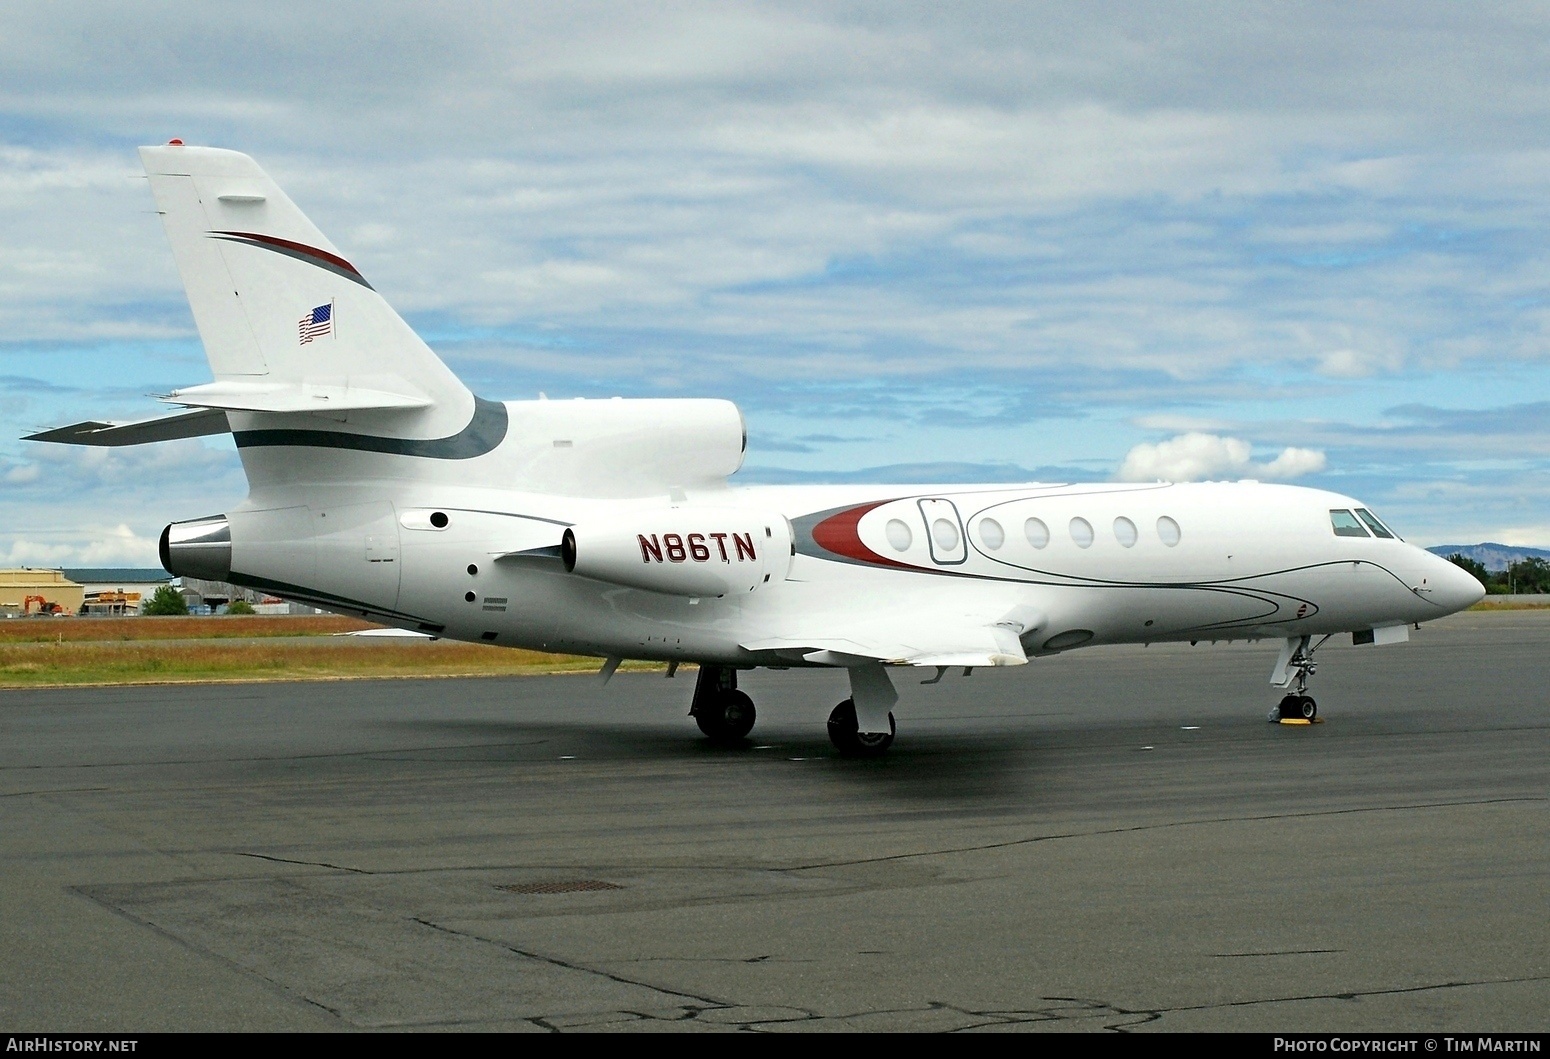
[1446,554,1550,595]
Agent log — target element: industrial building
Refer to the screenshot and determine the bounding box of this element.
[2,567,319,617]
[62,568,175,616]
[0,569,85,616]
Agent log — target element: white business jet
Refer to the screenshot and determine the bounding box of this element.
[27,144,1486,755]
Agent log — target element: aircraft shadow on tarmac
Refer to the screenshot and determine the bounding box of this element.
[369,716,1038,805]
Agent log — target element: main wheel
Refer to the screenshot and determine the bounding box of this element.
[826,699,895,758]
[696,689,756,743]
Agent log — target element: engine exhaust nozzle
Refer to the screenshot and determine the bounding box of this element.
[160,515,232,581]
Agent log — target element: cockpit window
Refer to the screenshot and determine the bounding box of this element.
[1354,508,1395,539]
[1330,509,1370,537]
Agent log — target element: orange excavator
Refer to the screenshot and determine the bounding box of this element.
[21,595,63,616]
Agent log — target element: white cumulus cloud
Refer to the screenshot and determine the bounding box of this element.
[1116,432,1327,482]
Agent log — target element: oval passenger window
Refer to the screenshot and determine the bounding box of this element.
[1025,517,1050,549]
[1070,517,1094,548]
[978,518,1005,550]
[1114,517,1138,547]
[932,518,960,551]
[885,518,913,552]
[1157,516,1181,547]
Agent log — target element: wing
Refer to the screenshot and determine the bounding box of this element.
[742,605,1043,668]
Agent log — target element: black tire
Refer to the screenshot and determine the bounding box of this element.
[826,698,895,758]
[696,689,756,743]
[1297,695,1317,720]
[1277,694,1302,720]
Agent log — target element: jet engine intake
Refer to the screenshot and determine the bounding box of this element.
[562,510,792,597]
[160,514,232,581]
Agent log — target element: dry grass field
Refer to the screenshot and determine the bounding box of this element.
[0,616,615,687]
[0,614,377,642]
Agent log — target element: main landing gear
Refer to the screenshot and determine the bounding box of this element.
[827,661,898,757]
[827,700,895,758]
[688,661,900,756]
[689,665,756,744]
[1268,634,1331,723]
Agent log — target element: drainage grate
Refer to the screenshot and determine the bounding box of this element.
[497,879,624,895]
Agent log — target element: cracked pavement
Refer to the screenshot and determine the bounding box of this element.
[2,610,1546,1031]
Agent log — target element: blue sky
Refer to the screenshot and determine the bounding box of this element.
[2,2,1547,565]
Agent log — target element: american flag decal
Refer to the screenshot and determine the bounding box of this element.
[298,302,333,344]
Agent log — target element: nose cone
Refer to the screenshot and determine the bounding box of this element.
[1421,552,1487,614]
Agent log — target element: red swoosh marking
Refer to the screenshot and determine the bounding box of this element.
[811,500,917,569]
[214,231,365,280]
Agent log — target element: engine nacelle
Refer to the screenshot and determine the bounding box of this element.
[562,509,793,597]
[160,514,232,581]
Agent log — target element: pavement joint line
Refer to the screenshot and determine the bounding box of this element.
[1009,974,1550,1033]
[775,794,1549,872]
[68,883,349,1024]
[234,851,373,874]
[407,915,728,1008]
[111,793,1541,882]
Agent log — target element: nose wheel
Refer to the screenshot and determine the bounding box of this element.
[1275,694,1317,721]
[1268,634,1330,723]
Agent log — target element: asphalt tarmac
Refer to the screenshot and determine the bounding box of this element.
[2,610,1546,1033]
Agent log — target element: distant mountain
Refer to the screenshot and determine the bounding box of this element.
[1427,543,1550,572]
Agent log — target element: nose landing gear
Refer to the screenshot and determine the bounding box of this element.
[1268,634,1330,723]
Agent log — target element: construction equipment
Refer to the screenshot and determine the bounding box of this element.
[22,595,63,616]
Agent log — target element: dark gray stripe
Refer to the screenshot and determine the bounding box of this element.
[233,396,508,460]
[229,570,445,633]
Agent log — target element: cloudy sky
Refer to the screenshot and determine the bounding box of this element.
[2,1,1547,565]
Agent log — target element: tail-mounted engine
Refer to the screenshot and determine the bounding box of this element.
[160,514,232,580]
[562,510,793,597]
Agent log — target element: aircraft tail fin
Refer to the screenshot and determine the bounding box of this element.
[139,144,471,419]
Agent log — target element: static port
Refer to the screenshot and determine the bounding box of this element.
[431,511,449,529]
[467,564,478,576]
[464,591,475,602]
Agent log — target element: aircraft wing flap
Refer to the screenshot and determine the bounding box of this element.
[743,621,1027,668]
[23,407,231,446]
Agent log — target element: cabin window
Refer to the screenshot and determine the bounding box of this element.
[932,518,960,552]
[1354,508,1395,539]
[1157,516,1181,547]
[1069,517,1094,548]
[1025,517,1050,549]
[885,518,913,551]
[978,517,1005,550]
[1113,516,1138,548]
[1330,509,1370,537]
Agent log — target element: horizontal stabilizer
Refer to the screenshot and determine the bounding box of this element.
[23,408,230,447]
[162,379,432,413]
